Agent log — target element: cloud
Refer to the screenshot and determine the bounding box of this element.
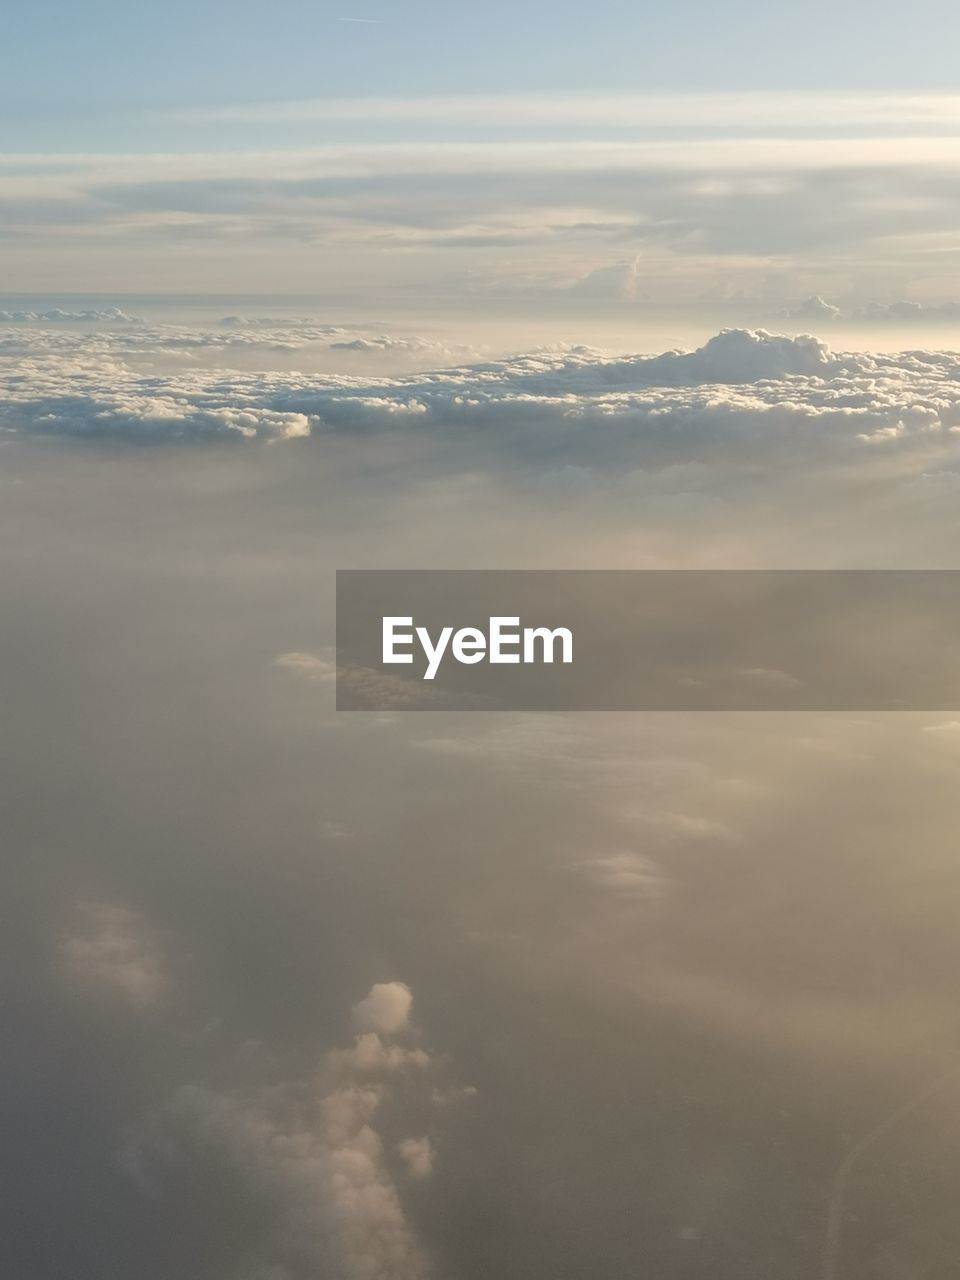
[275,651,337,682]
[61,902,168,1007]
[352,982,414,1035]
[565,257,643,301]
[636,327,832,381]
[329,335,475,361]
[330,1033,431,1075]
[854,300,960,323]
[781,295,840,321]
[137,1080,431,1280]
[7,127,960,303]
[169,91,960,133]
[641,811,736,843]
[397,1137,435,1179]
[6,326,960,460]
[777,298,960,325]
[122,982,460,1280]
[0,307,143,325]
[0,318,475,373]
[578,851,668,897]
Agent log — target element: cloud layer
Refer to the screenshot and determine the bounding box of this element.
[7,91,960,300]
[4,326,960,465]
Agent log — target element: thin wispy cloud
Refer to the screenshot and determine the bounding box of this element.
[4,133,960,301]
[170,90,960,131]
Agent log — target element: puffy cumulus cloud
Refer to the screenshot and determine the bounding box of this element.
[352,982,414,1036]
[397,1137,435,1180]
[853,300,960,323]
[60,901,168,1007]
[329,1033,431,1076]
[565,257,644,301]
[123,982,466,1280]
[633,327,833,382]
[134,1081,431,1280]
[774,298,960,325]
[0,306,143,325]
[5,327,960,462]
[775,296,960,325]
[781,295,840,321]
[193,408,312,440]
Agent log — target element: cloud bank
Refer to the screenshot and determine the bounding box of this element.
[3,327,960,465]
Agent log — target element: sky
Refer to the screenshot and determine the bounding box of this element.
[5,0,960,307]
[8,5,960,1280]
[7,0,960,124]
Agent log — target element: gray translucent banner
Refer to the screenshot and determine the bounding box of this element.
[336,570,960,711]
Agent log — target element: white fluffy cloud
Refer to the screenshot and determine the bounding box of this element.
[0,307,142,324]
[352,982,414,1036]
[4,327,960,463]
[145,1079,431,1280]
[330,1033,431,1076]
[781,295,841,321]
[397,1137,435,1180]
[124,981,463,1280]
[565,257,643,301]
[854,300,960,323]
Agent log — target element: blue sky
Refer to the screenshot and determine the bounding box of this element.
[6,0,960,148]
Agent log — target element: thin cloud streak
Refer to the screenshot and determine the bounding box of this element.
[167,90,960,131]
[6,139,960,184]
